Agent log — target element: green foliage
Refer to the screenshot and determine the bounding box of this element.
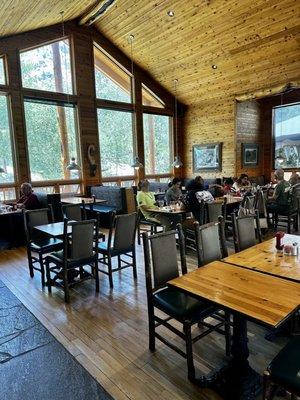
[98,109,133,177]
[95,68,130,103]
[0,96,14,183]
[143,114,171,174]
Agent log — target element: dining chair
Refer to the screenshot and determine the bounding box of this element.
[23,207,63,286]
[254,189,270,229]
[263,335,300,399]
[45,218,99,303]
[135,195,160,245]
[194,216,228,267]
[97,212,137,288]
[272,186,299,234]
[62,202,86,221]
[232,210,262,252]
[142,227,231,381]
[62,201,105,241]
[206,200,226,223]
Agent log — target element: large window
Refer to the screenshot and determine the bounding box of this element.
[20,39,73,94]
[97,109,134,177]
[0,58,6,85]
[273,103,300,169]
[24,100,80,181]
[94,46,131,103]
[0,95,15,184]
[143,114,172,175]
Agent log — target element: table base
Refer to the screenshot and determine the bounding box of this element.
[196,360,262,400]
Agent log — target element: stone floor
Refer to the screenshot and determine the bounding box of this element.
[0,279,113,400]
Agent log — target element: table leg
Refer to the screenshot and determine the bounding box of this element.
[197,314,262,399]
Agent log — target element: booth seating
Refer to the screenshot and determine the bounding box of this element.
[87,185,135,226]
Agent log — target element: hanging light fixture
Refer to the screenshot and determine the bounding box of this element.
[275,92,286,166]
[66,157,81,171]
[129,34,143,170]
[0,166,5,173]
[172,79,183,168]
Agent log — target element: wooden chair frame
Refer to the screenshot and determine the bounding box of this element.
[232,210,262,253]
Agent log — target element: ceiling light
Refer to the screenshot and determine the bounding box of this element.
[212,64,218,69]
[167,10,174,17]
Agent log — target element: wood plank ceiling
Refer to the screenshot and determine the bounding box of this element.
[94,0,300,105]
[0,0,96,37]
[0,0,299,106]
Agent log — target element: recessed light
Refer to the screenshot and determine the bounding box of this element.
[167,10,175,17]
[212,64,218,69]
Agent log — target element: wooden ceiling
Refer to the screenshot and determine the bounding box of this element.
[0,0,299,107]
[0,0,96,37]
[94,0,300,105]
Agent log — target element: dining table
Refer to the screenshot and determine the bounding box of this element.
[223,233,300,282]
[34,221,72,237]
[61,196,106,205]
[168,260,300,399]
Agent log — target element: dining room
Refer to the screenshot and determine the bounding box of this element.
[0,1,300,400]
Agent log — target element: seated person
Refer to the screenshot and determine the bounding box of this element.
[165,178,182,205]
[136,180,180,231]
[289,172,300,187]
[267,169,290,214]
[208,178,224,198]
[223,178,234,194]
[17,183,41,210]
[232,174,251,193]
[185,176,204,191]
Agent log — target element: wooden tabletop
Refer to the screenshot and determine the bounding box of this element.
[168,260,300,328]
[34,222,71,237]
[215,196,243,204]
[224,234,300,282]
[61,197,106,205]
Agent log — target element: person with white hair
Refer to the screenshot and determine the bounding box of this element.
[17,182,40,210]
[267,169,290,214]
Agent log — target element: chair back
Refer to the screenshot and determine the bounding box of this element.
[142,226,186,292]
[206,201,225,223]
[62,202,86,221]
[232,210,262,252]
[194,216,227,267]
[112,213,137,252]
[47,193,63,222]
[23,207,52,242]
[254,189,267,216]
[289,184,300,211]
[66,219,97,261]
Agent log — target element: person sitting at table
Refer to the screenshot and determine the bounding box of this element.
[223,178,234,194]
[267,169,290,214]
[136,180,179,231]
[165,178,182,205]
[289,172,300,187]
[232,174,251,193]
[208,178,224,198]
[186,176,204,191]
[17,183,41,210]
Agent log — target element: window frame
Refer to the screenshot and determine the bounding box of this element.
[23,97,82,184]
[143,111,174,177]
[19,37,75,96]
[272,101,300,171]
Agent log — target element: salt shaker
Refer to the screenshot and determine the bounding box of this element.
[292,242,298,256]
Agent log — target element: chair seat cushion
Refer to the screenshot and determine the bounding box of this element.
[30,238,63,252]
[46,250,96,268]
[153,287,216,322]
[97,241,133,256]
[268,336,300,394]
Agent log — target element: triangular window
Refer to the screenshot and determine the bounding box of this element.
[142,84,164,108]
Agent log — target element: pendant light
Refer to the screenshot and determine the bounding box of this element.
[0,166,5,173]
[172,79,183,168]
[129,34,143,170]
[66,157,81,171]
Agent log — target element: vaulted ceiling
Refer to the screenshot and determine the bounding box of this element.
[0,0,299,106]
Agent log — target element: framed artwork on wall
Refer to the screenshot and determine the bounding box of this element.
[193,142,222,172]
[242,143,259,167]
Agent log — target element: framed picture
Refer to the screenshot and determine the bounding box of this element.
[242,143,259,167]
[193,142,222,172]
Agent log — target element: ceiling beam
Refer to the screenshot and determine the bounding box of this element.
[79,0,117,26]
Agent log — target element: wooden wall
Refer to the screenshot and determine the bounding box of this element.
[235,100,264,178]
[183,99,236,179]
[0,20,179,195]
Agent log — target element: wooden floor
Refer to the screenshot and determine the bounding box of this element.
[0,238,290,400]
